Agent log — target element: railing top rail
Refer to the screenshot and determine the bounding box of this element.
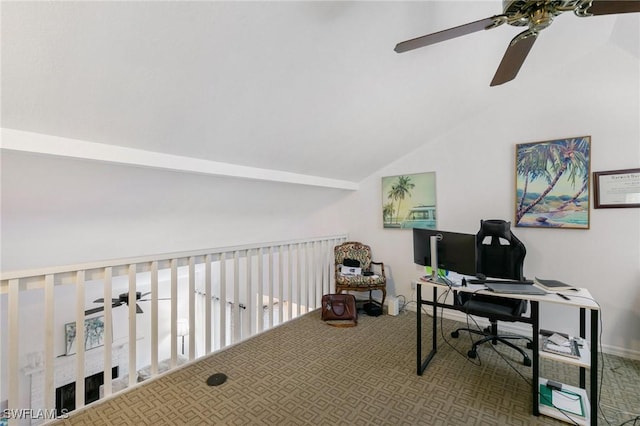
[1,234,347,282]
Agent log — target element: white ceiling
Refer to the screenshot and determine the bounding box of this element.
[2,1,638,183]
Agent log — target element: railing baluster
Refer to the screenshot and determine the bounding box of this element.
[170,259,178,367]
[219,252,226,348]
[128,265,137,387]
[75,270,86,410]
[278,245,284,325]
[248,249,255,336]
[298,243,304,316]
[103,267,113,397]
[233,251,240,342]
[319,241,325,306]
[288,245,293,321]
[313,242,319,309]
[188,257,196,360]
[310,242,317,309]
[8,279,19,423]
[304,243,310,313]
[257,248,263,332]
[268,246,274,328]
[325,240,331,296]
[44,274,55,412]
[150,262,158,376]
[205,254,212,354]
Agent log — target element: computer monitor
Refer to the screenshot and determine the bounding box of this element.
[412,228,477,276]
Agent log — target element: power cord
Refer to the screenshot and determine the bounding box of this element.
[461,291,581,425]
[561,293,622,425]
[435,285,482,367]
[618,416,640,426]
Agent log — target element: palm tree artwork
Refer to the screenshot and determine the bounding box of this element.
[389,176,415,224]
[382,202,395,225]
[515,137,590,228]
[381,172,436,229]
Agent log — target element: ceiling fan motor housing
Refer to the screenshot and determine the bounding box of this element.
[502,0,572,29]
[119,291,142,303]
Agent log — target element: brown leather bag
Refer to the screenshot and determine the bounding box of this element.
[321,294,357,327]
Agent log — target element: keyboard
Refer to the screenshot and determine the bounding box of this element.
[468,279,534,285]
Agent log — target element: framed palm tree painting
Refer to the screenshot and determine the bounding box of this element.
[382,172,436,229]
[515,136,591,229]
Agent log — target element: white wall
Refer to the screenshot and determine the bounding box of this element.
[348,44,640,358]
[0,151,353,270]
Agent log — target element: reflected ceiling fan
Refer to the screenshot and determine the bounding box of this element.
[85,291,169,316]
[394,0,640,86]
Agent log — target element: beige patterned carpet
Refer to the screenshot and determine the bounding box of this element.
[54,309,639,425]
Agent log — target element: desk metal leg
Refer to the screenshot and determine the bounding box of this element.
[580,308,586,388]
[591,309,598,426]
[416,284,422,375]
[432,286,437,354]
[531,301,539,416]
[416,284,437,375]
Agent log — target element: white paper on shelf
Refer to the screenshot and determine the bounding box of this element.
[552,389,583,415]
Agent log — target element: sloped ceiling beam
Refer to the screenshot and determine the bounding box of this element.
[0,128,358,190]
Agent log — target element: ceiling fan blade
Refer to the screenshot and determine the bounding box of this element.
[587,0,640,15]
[394,16,499,53]
[84,306,105,316]
[490,31,538,87]
[93,297,118,303]
[136,304,144,314]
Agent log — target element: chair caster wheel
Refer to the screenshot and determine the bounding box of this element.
[451,331,459,338]
[523,357,532,367]
[467,350,477,359]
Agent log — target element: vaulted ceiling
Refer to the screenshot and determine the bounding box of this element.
[2,1,638,184]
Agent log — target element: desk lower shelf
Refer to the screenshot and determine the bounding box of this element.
[539,338,591,368]
[539,378,591,425]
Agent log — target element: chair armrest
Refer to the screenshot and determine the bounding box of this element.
[370,261,385,275]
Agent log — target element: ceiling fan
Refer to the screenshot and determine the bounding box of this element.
[394,0,640,86]
[85,291,169,316]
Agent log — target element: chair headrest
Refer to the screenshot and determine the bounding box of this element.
[479,219,511,240]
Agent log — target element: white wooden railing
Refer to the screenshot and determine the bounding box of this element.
[0,235,346,425]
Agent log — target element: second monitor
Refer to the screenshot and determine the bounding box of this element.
[413,228,476,277]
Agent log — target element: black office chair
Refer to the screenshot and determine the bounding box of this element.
[451,219,533,366]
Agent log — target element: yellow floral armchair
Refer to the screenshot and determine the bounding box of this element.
[334,241,386,309]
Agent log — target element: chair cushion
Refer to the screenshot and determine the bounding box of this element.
[336,274,385,288]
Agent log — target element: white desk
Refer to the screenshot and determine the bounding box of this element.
[416,278,600,425]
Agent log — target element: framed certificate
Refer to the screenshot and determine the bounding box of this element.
[593,168,640,208]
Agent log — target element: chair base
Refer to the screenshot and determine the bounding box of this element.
[451,327,532,367]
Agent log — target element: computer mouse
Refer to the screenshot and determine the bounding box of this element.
[475,273,486,280]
